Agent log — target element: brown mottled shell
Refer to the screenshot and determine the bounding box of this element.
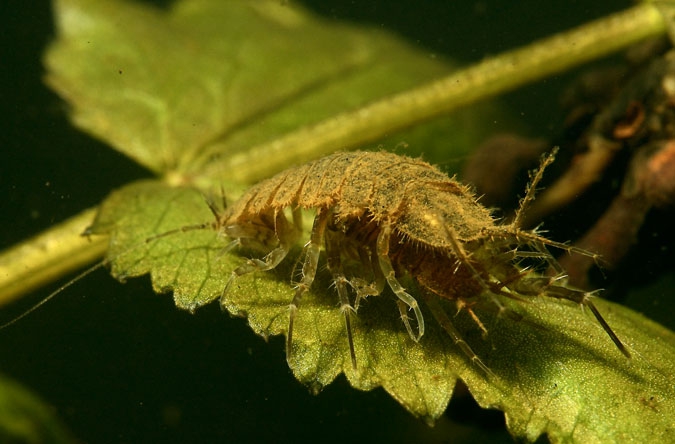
[225,151,494,247]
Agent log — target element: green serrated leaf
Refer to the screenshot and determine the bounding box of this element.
[91,179,675,443]
[88,180,237,311]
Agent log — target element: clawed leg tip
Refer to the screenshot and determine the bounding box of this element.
[618,345,632,359]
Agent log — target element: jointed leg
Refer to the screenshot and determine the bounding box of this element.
[286,208,331,364]
[485,227,606,273]
[351,246,385,311]
[424,293,494,377]
[377,223,425,341]
[221,211,296,300]
[439,220,508,316]
[545,285,630,357]
[325,228,358,369]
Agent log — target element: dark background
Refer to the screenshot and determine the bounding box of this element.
[0,1,638,443]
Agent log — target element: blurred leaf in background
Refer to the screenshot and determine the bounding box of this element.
[0,374,77,444]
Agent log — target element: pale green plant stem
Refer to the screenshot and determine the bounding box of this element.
[0,209,107,307]
[0,3,669,307]
[217,3,668,184]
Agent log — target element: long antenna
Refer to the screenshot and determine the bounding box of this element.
[0,220,219,330]
[512,147,558,228]
[0,262,105,329]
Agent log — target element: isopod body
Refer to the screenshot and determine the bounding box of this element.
[217,150,628,370]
